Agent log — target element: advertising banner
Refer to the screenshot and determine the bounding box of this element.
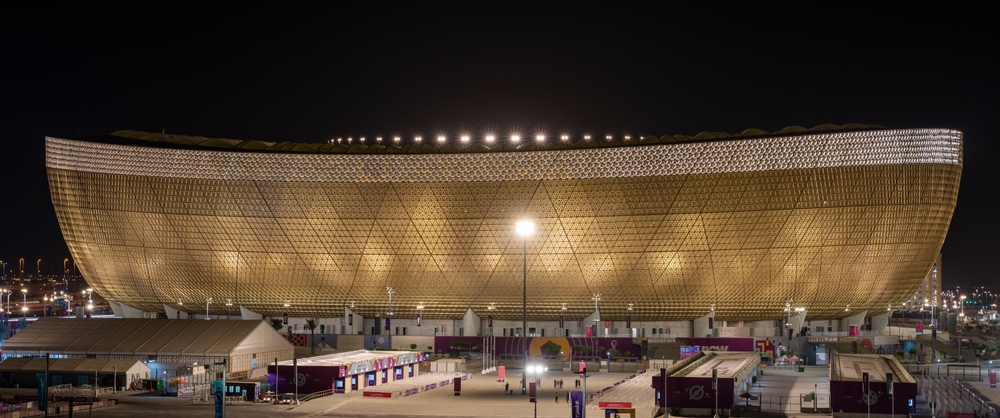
[571,391,584,418]
[488,315,493,328]
[990,370,996,388]
[849,325,859,336]
[348,313,353,326]
[599,401,633,408]
[385,317,390,331]
[283,312,288,325]
[416,313,421,327]
[680,346,700,360]
[559,315,563,328]
[626,315,631,329]
[915,321,923,333]
[363,392,392,398]
[677,337,754,352]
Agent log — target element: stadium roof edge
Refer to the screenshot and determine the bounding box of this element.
[51,123,899,155]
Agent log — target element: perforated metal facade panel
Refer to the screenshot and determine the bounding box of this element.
[45,129,962,321]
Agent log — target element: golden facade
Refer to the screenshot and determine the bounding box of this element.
[45,128,962,321]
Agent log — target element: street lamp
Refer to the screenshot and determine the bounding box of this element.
[784,298,794,344]
[516,220,534,395]
[21,288,28,317]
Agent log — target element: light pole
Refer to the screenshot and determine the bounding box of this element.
[516,220,534,395]
[21,288,28,318]
[205,297,213,320]
[592,294,602,334]
[36,259,41,278]
[784,298,793,346]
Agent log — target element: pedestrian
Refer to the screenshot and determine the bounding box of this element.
[566,391,569,402]
[505,382,509,393]
[554,379,557,389]
[555,391,559,403]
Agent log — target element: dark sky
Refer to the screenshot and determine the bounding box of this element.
[1,4,997,287]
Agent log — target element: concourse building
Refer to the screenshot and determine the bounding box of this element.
[44,125,962,337]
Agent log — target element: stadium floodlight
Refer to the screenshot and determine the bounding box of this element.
[511,135,520,142]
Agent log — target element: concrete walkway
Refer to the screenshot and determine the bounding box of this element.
[294,369,655,417]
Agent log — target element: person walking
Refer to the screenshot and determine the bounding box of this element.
[555,391,559,403]
[505,382,509,393]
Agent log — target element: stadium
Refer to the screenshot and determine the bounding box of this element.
[45,125,961,326]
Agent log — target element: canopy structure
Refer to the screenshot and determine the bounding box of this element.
[0,358,149,389]
[1,318,294,376]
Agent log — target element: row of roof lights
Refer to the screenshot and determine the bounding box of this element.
[328,134,638,144]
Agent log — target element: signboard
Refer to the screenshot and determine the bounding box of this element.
[416,313,421,327]
[990,370,997,388]
[363,391,392,398]
[915,321,923,333]
[678,338,755,352]
[488,315,493,328]
[862,372,869,394]
[626,315,631,329]
[36,373,47,411]
[599,401,633,408]
[604,321,611,329]
[348,313,353,326]
[558,315,563,328]
[680,346,700,360]
[571,391,584,418]
[213,379,224,418]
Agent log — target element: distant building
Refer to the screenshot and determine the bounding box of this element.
[905,253,941,311]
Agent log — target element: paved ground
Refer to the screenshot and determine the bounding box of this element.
[13,365,997,418]
[296,369,655,417]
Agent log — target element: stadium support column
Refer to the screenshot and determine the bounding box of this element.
[840,310,867,333]
[345,306,363,335]
[870,310,891,335]
[463,309,480,337]
[693,312,715,338]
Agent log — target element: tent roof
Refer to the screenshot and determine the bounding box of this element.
[1,318,292,358]
[0,357,149,374]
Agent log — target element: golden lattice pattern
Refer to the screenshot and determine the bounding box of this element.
[45,129,962,321]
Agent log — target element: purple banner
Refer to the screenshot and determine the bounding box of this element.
[348,313,353,326]
[571,390,584,418]
[559,315,564,328]
[676,338,754,352]
[385,317,391,331]
[626,315,631,329]
[434,336,641,359]
[416,313,421,327]
[665,376,734,409]
[283,312,288,325]
[488,315,493,328]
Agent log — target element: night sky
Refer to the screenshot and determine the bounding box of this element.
[2,4,997,287]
